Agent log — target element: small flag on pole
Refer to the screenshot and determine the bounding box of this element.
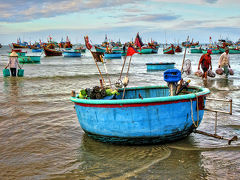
[126,45,139,56]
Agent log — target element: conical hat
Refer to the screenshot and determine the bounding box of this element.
[10,51,18,57]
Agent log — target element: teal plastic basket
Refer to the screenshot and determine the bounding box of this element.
[3,69,10,77]
[17,69,24,77]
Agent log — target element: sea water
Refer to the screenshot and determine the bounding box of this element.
[0,46,239,179]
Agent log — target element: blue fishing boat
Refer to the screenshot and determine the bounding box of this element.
[32,48,42,53]
[104,52,122,59]
[63,50,81,57]
[146,62,175,71]
[71,83,210,144]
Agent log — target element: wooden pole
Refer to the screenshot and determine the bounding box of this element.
[100,55,112,88]
[119,55,128,80]
[180,36,189,74]
[122,56,133,99]
[90,51,105,85]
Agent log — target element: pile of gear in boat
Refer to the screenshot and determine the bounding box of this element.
[76,86,119,99]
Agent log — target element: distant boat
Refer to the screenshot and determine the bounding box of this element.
[32,48,42,53]
[63,50,81,57]
[174,45,182,53]
[18,56,41,63]
[190,46,203,53]
[202,49,220,54]
[0,43,2,48]
[219,47,240,54]
[12,43,28,48]
[104,52,122,59]
[43,47,62,56]
[163,45,175,54]
[146,62,175,71]
[182,40,199,47]
[75,47,86,53]
[138,47,154,54]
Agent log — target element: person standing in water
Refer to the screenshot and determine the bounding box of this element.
[218,47,231,76]
[5,51,22,76]
[198,49,213,80]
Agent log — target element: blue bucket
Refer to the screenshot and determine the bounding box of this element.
[3,69,10,77]
[17,69,24,77]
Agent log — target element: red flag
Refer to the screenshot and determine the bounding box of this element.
[134,33,144,50]
[84,36,92,50]
[127,46,139,56]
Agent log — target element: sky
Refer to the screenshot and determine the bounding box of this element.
[0,0,240,45]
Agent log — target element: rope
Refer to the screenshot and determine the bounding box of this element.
[190,94,200,128]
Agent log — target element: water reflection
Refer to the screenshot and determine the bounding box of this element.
[215,78,233,88]
[67,135,209,179]
[3,77,23,103]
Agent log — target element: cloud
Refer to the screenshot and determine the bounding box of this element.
[120,14,179,23]
[204,0,218,3]
[0,0,143,22]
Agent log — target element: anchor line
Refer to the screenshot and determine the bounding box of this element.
[190,94,200,128]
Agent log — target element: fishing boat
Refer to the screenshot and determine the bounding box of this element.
[95,45,106,53]
[182,40,199,47]
[104,52,122,59]
[146,62,175,71]
[163,45,175,54]
[75,47,86,53]
[151,47,159,54]
[8,49,27,56]
[71,83,210,144]
[174,45,182,53]
[190,46,203,53]
[138,47,153,54]
[18,56,41,63]
[12,42,28,48]
[202,49,220,54]
[63,50,81,57]
[32,48,42,53]
[43,47,62,56]
[219,47,240,54]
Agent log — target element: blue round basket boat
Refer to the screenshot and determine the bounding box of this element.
[71,85,210,145]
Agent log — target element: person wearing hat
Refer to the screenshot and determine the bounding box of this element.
[218,47,231,76]
[5,51,22,76]
[198,49,213,80]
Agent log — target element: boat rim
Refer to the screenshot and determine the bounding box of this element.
[71,85,210,105]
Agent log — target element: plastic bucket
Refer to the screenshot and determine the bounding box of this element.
[17,69,24,77]
[3,69,10,77]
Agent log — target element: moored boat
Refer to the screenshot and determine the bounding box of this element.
[32,48,42,53]
[146,62,175,71]
[63,50,81,57]
[12,43,28,48]
[138,48,153,54]
[219,47,240,54]
[190,46,203,53]
[71,85,210,144]
[163,45,175,54]
[202,49,220,54]
[43,47,62,56]
[104,52,122,59]
[174,45,182,53]
[18,56,41,63]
